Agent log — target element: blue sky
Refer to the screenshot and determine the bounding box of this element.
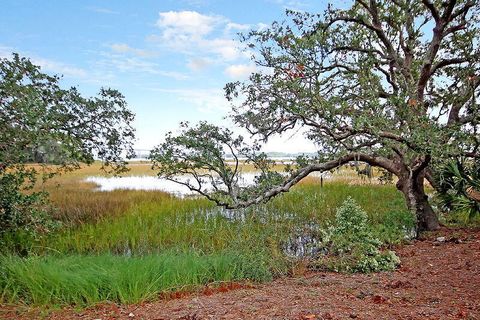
[1,0,330,153]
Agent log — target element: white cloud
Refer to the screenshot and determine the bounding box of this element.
[0,46,14,58]
[152,11,247,63]
[269,0,308,10]
[87,7,119,14]
[177,0,209,7]
[202,38,241,61]
[224,64,256,79]
[256,23,270,32]
[225,22,251,32]
[152,88,230,113]
[187,57,212,71]
[98,53,189,80]
[0,46,88,78]
[110,43,132,53]
[33,58,88,78]
[110,43,155,57]
[156,11,225,40]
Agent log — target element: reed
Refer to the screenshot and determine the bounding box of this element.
[1,162,414,308]
[0,251,273,306]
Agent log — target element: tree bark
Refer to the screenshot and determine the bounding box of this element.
[396,171,440,232]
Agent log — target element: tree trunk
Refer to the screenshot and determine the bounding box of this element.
[396,172,440,233]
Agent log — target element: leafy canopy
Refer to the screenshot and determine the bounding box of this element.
[151,1,479,219]
[0,53,135,243]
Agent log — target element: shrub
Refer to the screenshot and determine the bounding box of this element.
[0,53,134,253]
[316,197,400,273]
[0,171,60,255]
[436,159,480,220]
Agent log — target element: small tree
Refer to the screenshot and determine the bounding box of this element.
[151,1,480,232]
[318,197,400,273]
[0,54,135,241]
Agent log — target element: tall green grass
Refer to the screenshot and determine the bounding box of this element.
[0,251,273,306]
[266,183,408,224]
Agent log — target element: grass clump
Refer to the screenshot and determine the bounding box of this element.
[0,250,273,306]
[315,197,400,273]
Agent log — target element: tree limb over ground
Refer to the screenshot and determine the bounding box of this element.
[151,0,480,232]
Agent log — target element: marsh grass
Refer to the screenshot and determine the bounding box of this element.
[36,162,314,225]
[32,163,172,225]
[49,189,173,225]
[1,162,413,307]
[38,182,410,256]
[39,163,330,226]
[0,251,274,306]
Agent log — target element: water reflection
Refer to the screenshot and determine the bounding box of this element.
[85,173,260,196]
[85,172,329,196]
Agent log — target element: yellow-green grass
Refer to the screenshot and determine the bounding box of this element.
[32,160,385,188]
[31,162,410,257]
[31,162,168,224]
[35,161,322,225]
[1,161,414,308]
[1,182,412,307]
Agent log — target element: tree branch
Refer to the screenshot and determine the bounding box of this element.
[430,58,468,76]
[422,0,440,22]
[208,152,399,209]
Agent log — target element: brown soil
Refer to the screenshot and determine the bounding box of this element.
[3,228,480,320]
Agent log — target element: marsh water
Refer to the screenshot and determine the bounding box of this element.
[84,172,413,258]
[85,172,330,196]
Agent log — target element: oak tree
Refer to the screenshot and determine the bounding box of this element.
[0,54,135,240]
[151,1,480,232]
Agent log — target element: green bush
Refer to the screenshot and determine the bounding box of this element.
[316,197,400,273]
[0,171,60,255]
[436,159,480,220]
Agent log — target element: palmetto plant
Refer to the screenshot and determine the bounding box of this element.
[437,159,480,220]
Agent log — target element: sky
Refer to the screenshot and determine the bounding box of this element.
[0,0,332,153]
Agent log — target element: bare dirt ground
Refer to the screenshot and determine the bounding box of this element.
[3,228,480,320]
